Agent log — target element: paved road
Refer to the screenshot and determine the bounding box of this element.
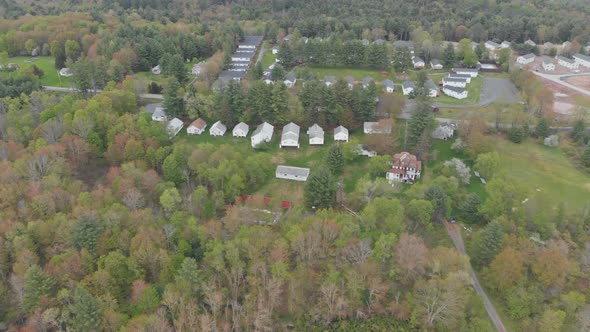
[444,221,508,332]
[43,86,164,100]
[532,72,590,97]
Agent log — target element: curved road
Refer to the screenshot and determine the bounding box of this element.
[444,221,508,332]
[532,72,590,97]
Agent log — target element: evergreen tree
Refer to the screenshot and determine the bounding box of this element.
[252,62,264,80]
[304,167,336,209]
[247,81,273,123]
[392,46,412,72]
[271,81,289,124]
[406,100,435,150]
[73,215,102,255]
[67,287,103,331]
[424,184,450,222]
[163,78,185,118]
[23,265,55,313]
[442,43,456,68]
[535,117,550,138]
[571,119,586,143]
[366,44,388,69]
[458,193,482,224]
[278,43,295,67]
[582,144,590,168]
[472,222,504,266]
[169,54,188,84]
[463,48,479,67]
[270,64,286,81]
[326,145,344,174]
[508,125,526,143]
[414,70,430,100]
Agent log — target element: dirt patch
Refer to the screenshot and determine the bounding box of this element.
[564,75,590,90]
[553,101,575,115]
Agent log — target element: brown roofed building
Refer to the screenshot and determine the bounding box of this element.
[386,152,421,184]
[187,118,207,135]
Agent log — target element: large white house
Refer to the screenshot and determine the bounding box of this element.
[284,72,297,88]
[187,118,207,135]
[452,68,479,78]
[542,57,555,71]
[233,122,249,138]
[383,79,395,93]
[251,122,274,148]
[386,152,421,184]
[307,124,324,145]
[280,122,300,148]
[448,73,472,83]
[413,57,425,69]
[275,165,310,182]
[364,121,392,135]
[209,121,227,136]
[556,56,579,70]
[152,107,167,122]
[516,53,536,65]
[442,86,468,99]
[167,118,184,137]
[442,77,467,88]
[402,81,415,96]
[334,126,349,142]
[573,53,590,68]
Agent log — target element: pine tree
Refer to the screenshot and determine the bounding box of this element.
[23,265,55,313]
[535,117,550,138]
[472,222,504,266]
[252,62,264,80]
[278,43,295,67]
[73,215,102,255]
[271,64,286,81]
[406,100,435,150]
[163,78,185,118]
[271,81,289,124]
[442,43,456,68]
[68,287,103,331]
[392,46,412,72]
[326,145,344,174]
[304,167,336,209]
[458,193,482,224]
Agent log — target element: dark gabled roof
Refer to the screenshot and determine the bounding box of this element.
[542,57,553,64]
[443,77,467,83]
[324,76,336,84]
[413,57,425,63]
[383,79,394,87]
[520,53,536,59]
[285,72,297,82]
[402,81,415,89]
[362,76,374,85]
[444,86,466,94]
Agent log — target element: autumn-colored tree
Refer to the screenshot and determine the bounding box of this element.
[395,233,429,283]
[532,247,573,288]
[486,247,524,291]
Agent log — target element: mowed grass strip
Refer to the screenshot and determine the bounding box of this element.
[3,56,72,87]
[304,66,393,81]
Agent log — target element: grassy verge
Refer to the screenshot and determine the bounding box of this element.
[436,76,484,105]
[303,66,393,81]
[2,56,72,87]
[261,42,277,68]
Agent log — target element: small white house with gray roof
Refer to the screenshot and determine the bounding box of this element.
[402,81,415,95]
[167,118,184,137]
[542,57,555,71]
[442,77,467,88]
[284,72,297,88]
[209,121,227,136]
[276,165,310,182]
[307,123,324,145]
[233,122,249,138]
[334,126,349,142]
[556,56,579,70]
[280,122,300,148]
[362,76,374,89]
[251,122,274,148]
[383,80,394,93]
[344,76,355,90]
[324,76,336,87]
[152,107,167,122]
[516,53,536,65]
[430,59,443,70]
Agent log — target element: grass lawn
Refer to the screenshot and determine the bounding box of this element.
[302,66,393,81]
[437,104,530,124]
[261,42,277,68]
[436,76,484,105]
[2,56,72,87]
[493,139,590,211]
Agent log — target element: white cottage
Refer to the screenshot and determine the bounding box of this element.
[251,122,274,148]
[324,76,336,87]
[334,126,349,142]
[516,53,535,65]
[556,56,579,70]
[452,68,479,78]
[362,76,374,89]
[413,57,425,69]
[151,65,161,75]
[152,107,167,122]
[442,86,468,99]
[573,53,590,68]
[345,76,355,90]
[233,122,249,138]
[209,121,227,136]
[307,124,324,145]
[187,118,207,135]
[280,122,300,148]
[167,118,184,137]
[542,57,555,71]
[402,81,415,96]
[383,80,395,93]
[430,59,443,70]
[284,72,297,88]
[442,77,467,88]
[275,165,310,182]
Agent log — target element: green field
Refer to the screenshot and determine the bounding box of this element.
[2,56,72,87]
[437,104,530,124]
[261,42,277,68]
[436,76,484,105]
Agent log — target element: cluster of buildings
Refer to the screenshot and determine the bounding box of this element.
[440,68,479,99]
[215,35,264,88]
[401,80,439,97]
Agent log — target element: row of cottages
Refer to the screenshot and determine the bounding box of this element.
[401,81,439,97]
[263,71,297,87]
[186,119,227,136]
[280,122,300,148]
[275,165,310,182]
[516,53,536,65]
[573,53,590,68]
[542,57,556,71]
[556,56,579,70]
[386,152,422,184]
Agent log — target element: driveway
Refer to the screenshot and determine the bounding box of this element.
[479,77,519,105]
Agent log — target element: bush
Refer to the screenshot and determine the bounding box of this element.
[148,82,163,94]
